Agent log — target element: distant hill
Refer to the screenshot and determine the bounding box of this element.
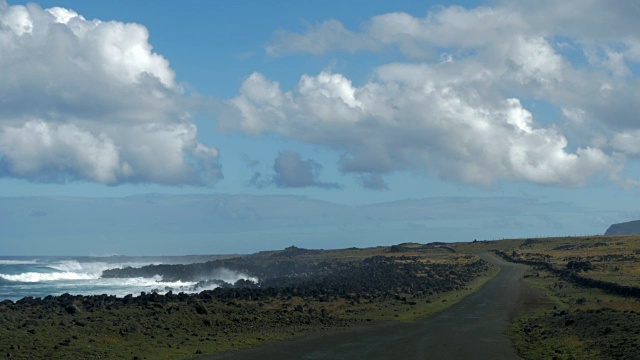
[605,220,640,235]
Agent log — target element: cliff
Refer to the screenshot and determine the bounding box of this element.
[605,220,640,235]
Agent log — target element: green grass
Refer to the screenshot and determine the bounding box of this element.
[487,236,640,360]
[337,263,500,323]
[1,247,498,359]
[447,235,640,359]
[10,234,638,359]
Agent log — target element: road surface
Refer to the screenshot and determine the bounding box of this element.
[201,253,527,360]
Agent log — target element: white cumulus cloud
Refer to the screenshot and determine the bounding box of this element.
[220,1,640,187]
[0,1,220,185]
[223,67,611,187]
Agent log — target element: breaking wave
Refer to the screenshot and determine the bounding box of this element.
[0,271,95,282]
[0,260,38,265]
[0,259,158,283]
[0,257,259,301]
[210,268,258,285]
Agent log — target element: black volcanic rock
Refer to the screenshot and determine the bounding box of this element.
[605,220,640,235]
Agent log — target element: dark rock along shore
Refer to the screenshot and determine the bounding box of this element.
[1,246,492,359]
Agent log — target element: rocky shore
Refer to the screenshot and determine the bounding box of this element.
[1,244,491,359]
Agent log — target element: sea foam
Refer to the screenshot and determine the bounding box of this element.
[0,271,95,282]
[0,259,159,283]
[0,257,257,301]
[0,260,38,265]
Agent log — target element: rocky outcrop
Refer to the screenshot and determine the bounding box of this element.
[0,243,498,360]
[494,250,640,299]
[103,255,489,304]
[605,220,640,235]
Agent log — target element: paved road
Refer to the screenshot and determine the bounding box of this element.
[203,253,526,360]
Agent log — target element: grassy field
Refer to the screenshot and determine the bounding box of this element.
[0,244,497,359]
[454,235,640,360]
[3,236,638,359]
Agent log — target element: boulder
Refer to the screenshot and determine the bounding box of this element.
[65,304,82,315]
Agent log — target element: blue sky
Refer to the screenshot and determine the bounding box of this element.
[1,0,640,255]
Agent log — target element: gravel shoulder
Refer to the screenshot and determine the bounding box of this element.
[200,253,528,360]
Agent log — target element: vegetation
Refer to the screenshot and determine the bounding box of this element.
[3,235,639,359]
[0,243,495,359]
[453,235,640,360]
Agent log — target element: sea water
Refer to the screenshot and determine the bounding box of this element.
[0,256,253,302]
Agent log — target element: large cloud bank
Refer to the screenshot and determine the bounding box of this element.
[0,2,220,185]
[223,1,640,187]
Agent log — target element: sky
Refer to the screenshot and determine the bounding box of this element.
[1,0,640,255]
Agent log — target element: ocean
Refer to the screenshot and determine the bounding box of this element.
[0,255,252,302]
